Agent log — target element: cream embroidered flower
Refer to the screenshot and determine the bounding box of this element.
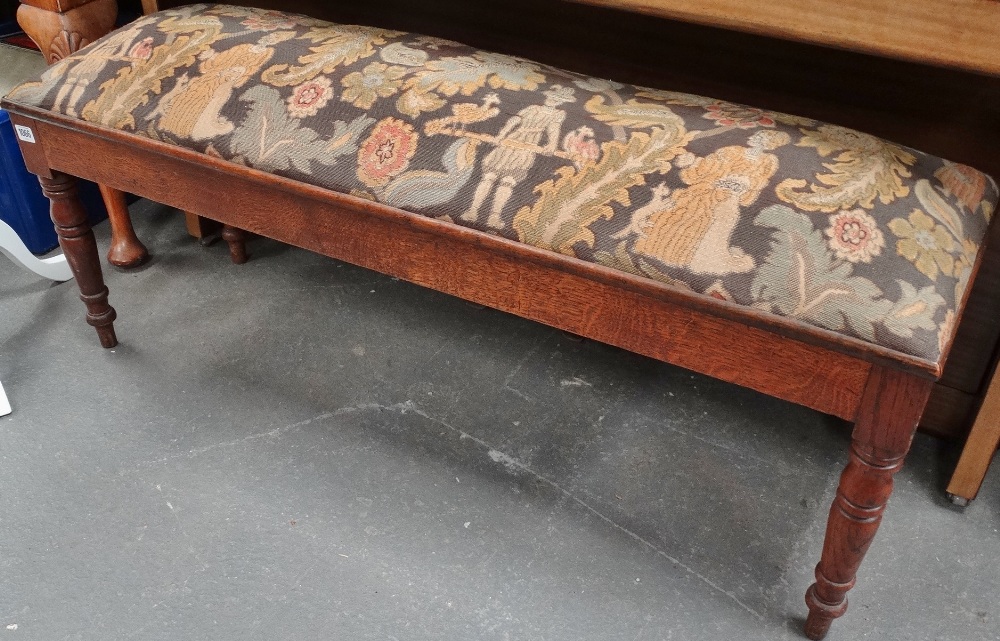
[888,209,956,280]
[341,62,406,110]
[825,209,884,263]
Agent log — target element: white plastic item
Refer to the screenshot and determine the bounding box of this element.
[0,381,10,417]
[0,218,72,281]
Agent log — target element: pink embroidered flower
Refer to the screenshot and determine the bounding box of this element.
[935,161,987,212]
[128,37,154,61]
[241,11,297,31]
[703,101,775,128]
[825,209,884,263]
[562,126,599,168]
[357,118,418,188]
[286,77,332,118]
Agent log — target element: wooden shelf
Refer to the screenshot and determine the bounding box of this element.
[574,0,1000,75]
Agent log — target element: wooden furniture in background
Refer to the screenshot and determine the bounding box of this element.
[16,0,148,268]
[947,364,1000,505]
[572,0,1000,73]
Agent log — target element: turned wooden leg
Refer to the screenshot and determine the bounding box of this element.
[98,184,149,268]
[804,366,934,639]
[221,225,248,264]
[19,0,148,270]
[41,172,118,348]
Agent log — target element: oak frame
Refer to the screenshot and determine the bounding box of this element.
[4,93,986,637]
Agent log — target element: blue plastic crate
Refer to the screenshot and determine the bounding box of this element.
[0,108,106,254]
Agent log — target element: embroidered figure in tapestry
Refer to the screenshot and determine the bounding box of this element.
[462,85,575,228]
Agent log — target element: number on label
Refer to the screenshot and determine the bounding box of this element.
[14,124,36,143]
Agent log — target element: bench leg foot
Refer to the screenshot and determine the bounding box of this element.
[947,493,971,507]
[804,366,932,640]
[222,225,249,264]
[99,185,149,269]
[41,172,118,348]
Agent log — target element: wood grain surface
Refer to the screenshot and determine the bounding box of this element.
[573,0,1000,75]
[946,365,1000,501]
[16,0,116,63]
[18,0,102,13]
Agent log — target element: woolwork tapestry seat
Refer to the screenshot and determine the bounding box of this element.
[6,4,998,365]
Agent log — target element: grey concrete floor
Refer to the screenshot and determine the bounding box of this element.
[1,201,999,641]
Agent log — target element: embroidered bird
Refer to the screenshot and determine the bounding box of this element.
[426,93,502,135]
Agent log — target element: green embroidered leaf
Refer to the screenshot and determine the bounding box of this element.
[228,86,372,174]
[882,280,945,338]
[754,205,911,342]
[593,241,690,288]
[754,205,944,348]
[380,139,479,210]
[404,52,545,99]
[915,178,964,240]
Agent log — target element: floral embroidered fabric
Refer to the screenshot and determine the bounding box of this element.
[6,4,997,363]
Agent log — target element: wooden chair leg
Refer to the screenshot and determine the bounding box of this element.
[946,364,1000,505]
[184,212,221,245]
[221,224,249,264]
[98,184,149,268]
[41,172,118,348]
[804,366,934,640]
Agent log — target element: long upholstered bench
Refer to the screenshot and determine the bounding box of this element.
[3,4,998,637]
